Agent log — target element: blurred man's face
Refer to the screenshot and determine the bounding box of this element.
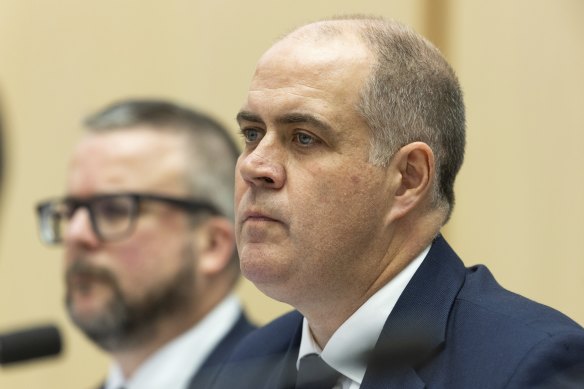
[64,128,198,350]
[234,33,396,310]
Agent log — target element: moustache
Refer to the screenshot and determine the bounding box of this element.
[66,261,117,289]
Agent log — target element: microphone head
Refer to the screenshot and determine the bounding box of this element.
[0,324,63,365]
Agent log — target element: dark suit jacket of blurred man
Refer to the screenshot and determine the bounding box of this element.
[185,312,255,389]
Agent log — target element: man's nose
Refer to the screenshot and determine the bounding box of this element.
[64,208,100,249]
[238,136,286,190]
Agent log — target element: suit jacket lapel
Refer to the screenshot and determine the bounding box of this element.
[361,235,466,389]
[265,314,304,389]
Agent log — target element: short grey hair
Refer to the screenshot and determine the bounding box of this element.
[293,16,466,221]
[84,99,240,220]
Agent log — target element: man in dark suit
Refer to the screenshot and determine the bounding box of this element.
[36,99,255,389]
[213,16,584,388]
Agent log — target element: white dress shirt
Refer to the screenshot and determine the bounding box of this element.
[297,246,430,389]
[104,294,242,389]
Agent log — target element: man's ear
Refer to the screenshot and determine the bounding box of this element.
[387,142,435,222]
[194,217,236,276]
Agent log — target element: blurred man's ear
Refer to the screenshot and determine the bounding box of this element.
[386,142,435,223]
[196,217,236,276]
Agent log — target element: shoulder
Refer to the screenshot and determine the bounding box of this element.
[506,329,584,388]
[444,265,584,387]
[200,311,257,366]
[226,311,257,340]
[229,310,303,361]
[456,264,582,335]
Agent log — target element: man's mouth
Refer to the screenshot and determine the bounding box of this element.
[242,211,279,223]
[66,263,116,295]
[68,273,105,294]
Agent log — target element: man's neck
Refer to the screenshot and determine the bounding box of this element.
[303,215,441,348]
[304,249,413,348]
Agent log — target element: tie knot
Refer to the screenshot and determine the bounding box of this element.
[296,353,341,389]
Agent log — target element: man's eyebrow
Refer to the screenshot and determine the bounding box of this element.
[276,113,333,134]
[236,111,334,135]
[236,111,264,125]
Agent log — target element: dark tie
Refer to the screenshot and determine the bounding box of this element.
[295,353,341,389]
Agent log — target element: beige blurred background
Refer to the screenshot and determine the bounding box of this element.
[0,0,582,387]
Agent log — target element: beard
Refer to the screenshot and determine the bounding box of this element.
[65,245,196,352]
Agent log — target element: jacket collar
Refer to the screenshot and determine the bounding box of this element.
[361,235,466,389]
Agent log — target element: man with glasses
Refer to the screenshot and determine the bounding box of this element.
[36,99,255,389]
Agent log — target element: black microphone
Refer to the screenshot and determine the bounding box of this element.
[0,324,62,365]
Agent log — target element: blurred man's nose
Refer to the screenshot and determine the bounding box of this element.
[64,208,100,249]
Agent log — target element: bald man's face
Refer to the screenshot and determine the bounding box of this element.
[234,31,397,308]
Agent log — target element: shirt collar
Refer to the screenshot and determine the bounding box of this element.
[297,245,430,384]
[105,294,241,389]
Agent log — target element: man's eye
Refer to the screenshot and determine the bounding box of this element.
[100,204,130,220]
[294,132,315,145]
[241,128,262,143]
[94,199,133,221]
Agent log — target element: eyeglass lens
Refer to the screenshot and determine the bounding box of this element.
[91,196,136,240]
[38,196,138,244]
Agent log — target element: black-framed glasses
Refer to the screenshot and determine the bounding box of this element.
[35,192,221,245]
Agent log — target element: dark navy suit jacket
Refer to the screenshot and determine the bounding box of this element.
[212,236,584,388]
[187,312,256,388]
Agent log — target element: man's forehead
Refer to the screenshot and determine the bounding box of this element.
[257,28,370,71]
[68,129,188,190]
[70,129,186,177]
[249,36,373,102]
[75,128,185,156]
